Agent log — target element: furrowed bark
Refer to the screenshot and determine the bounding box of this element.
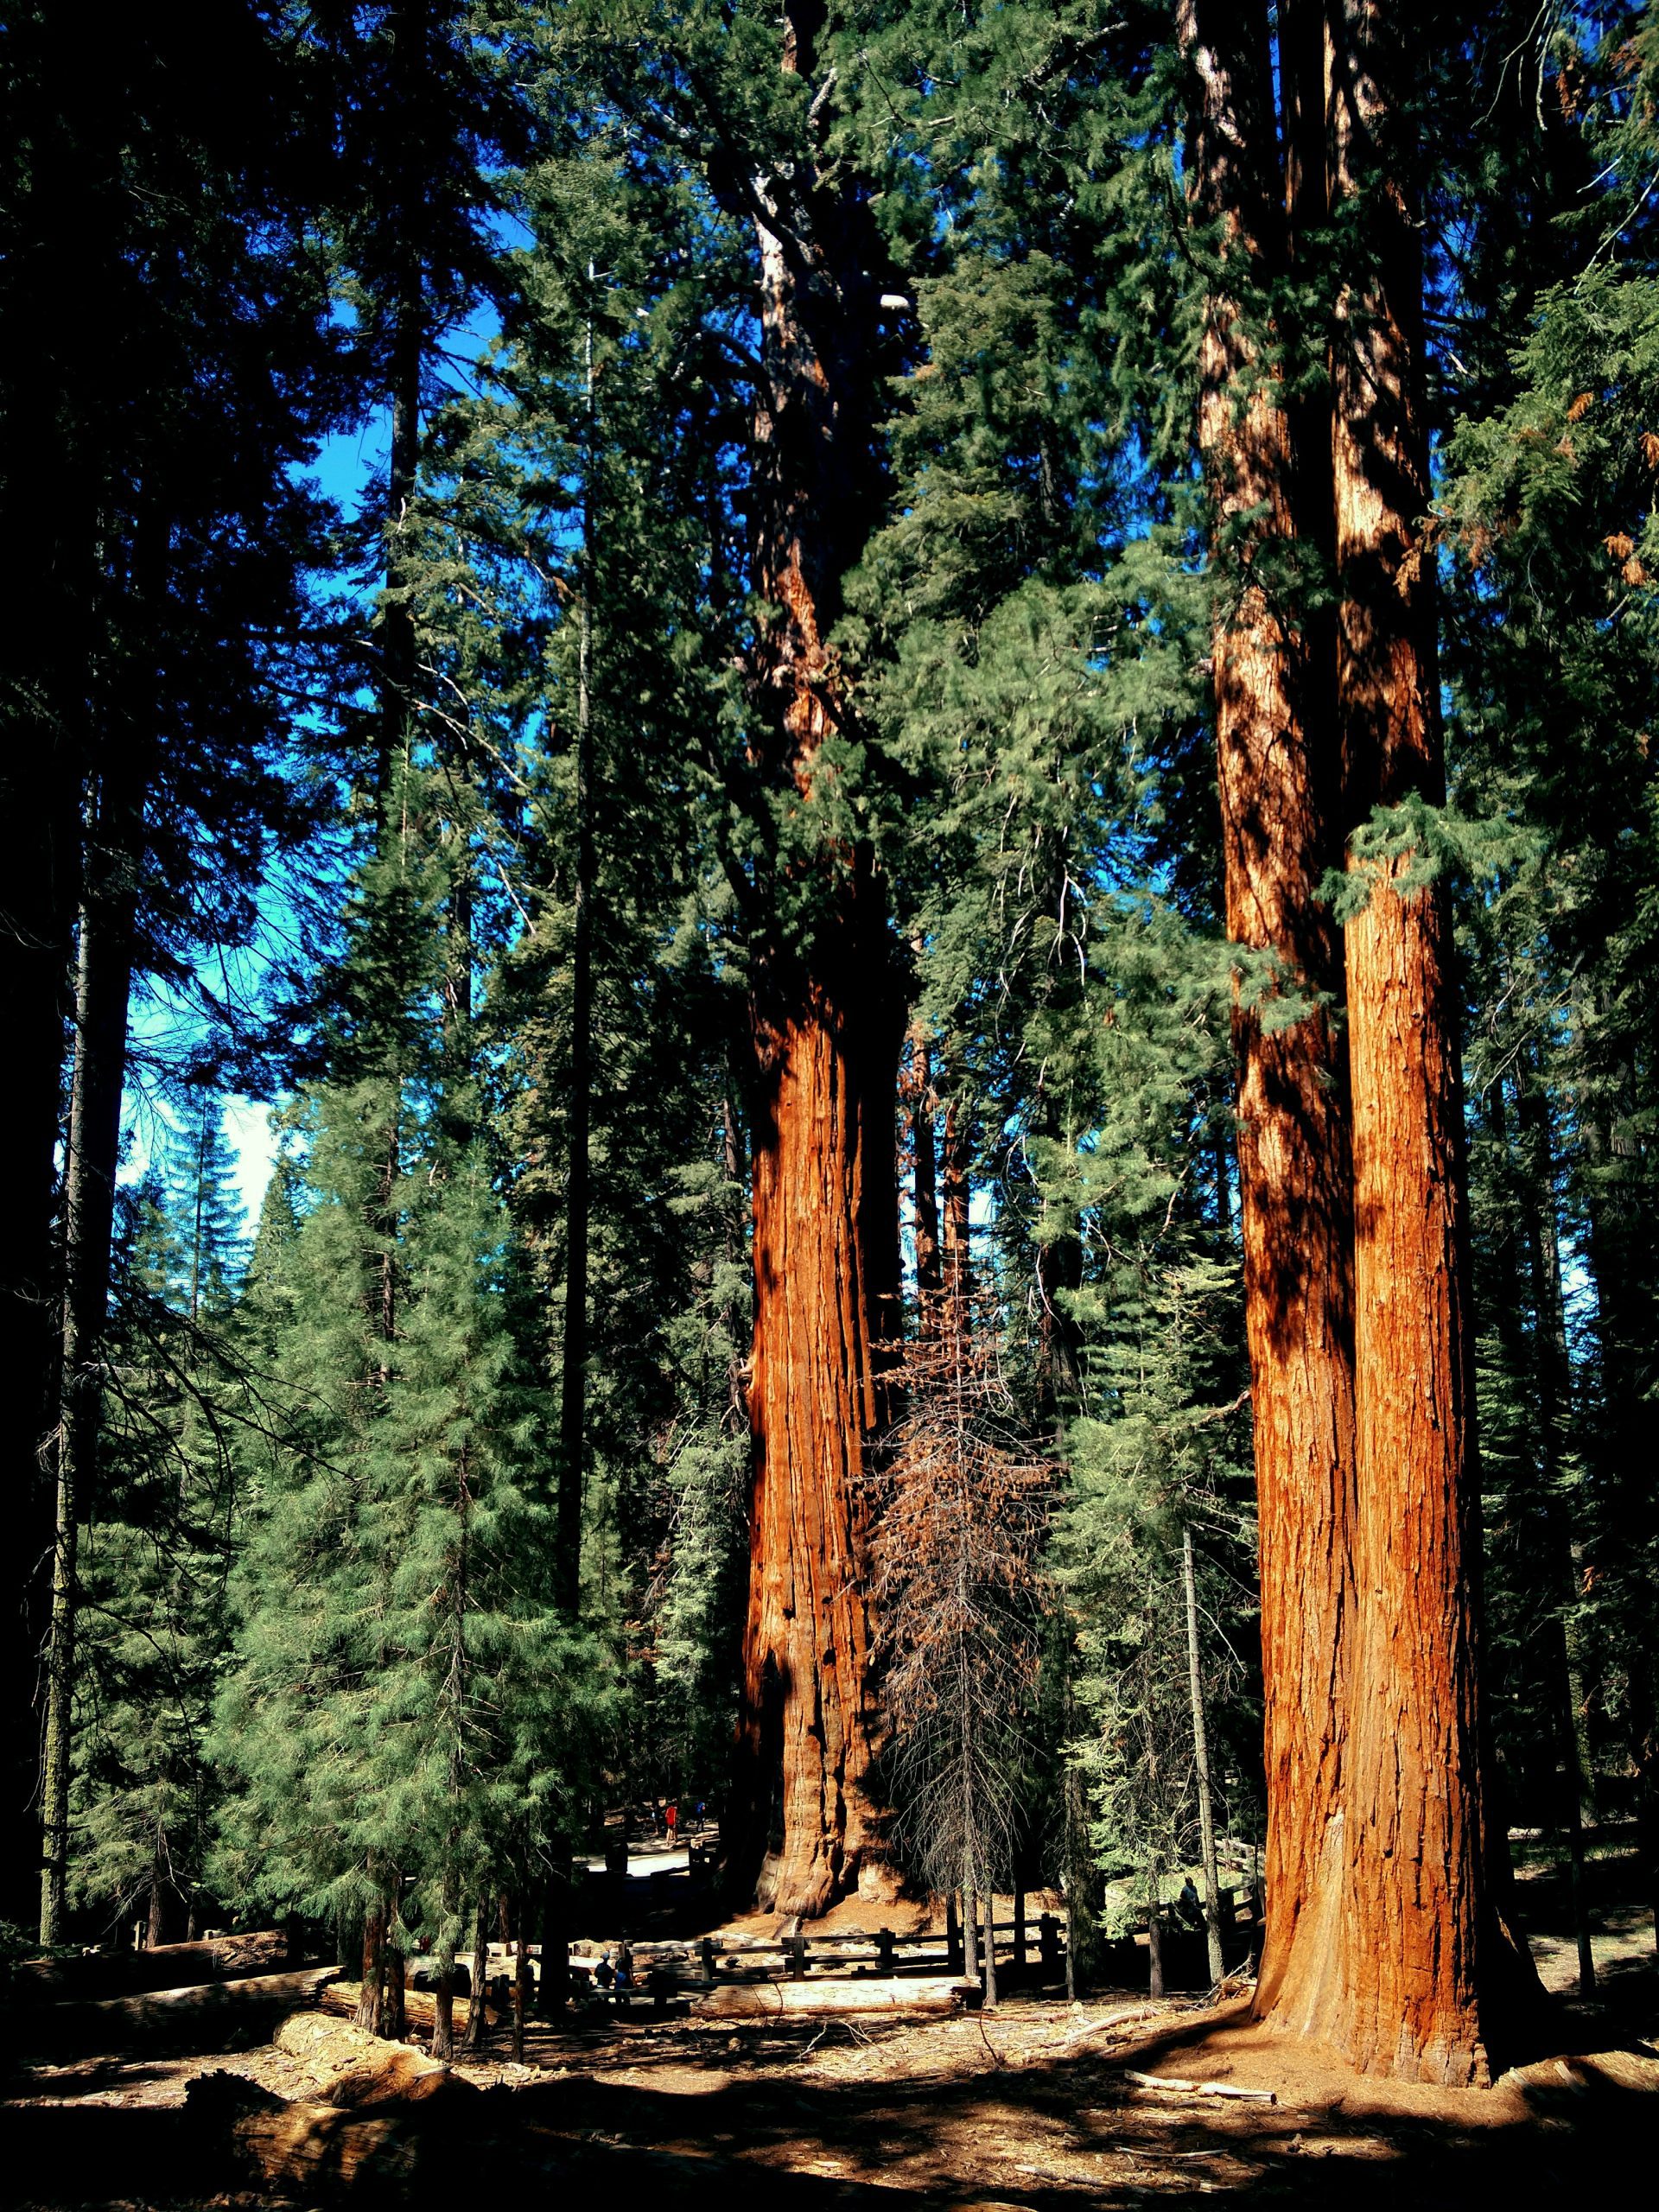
[356,1897,388,2037]
[1180,0,1358,2041]
[1327,0,1537,2082]
[734,3,903,1916]
[743,928,899,1912]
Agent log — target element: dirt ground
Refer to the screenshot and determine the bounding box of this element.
[6,1861,1657,2209]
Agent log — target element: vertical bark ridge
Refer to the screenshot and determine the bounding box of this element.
[1327,0,1538,2082]
[735,1,902,1915]
[745,952,896,1914]
[1180,0,1358,2040]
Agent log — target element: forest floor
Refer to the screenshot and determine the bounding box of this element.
[5,1849,1656,2210]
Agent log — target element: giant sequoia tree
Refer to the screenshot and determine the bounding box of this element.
[1183,0,1541,2081]
[733,2,907,1917]
[1180,0,1358,2045]
[1325,0,1537,2082]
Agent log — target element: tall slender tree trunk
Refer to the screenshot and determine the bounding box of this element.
[537,1860,570,2016]
[511,1905,530,2063]
[556,294,597,1617]
[1327,0,1536,2081]
[1577,1044,1659,1953]
[1180,0,1359,2041]
[432,1870,457,2060]
[38,792,139,1943]
[1516,1065,1595,1994]
[1,16,98,1916]
[906,1027,942,1312]
[1033,1098,1084,1431]
[385,1940,407,2040]
[1182,1527,1227,1987]
[735,3,903,1917]
[460,1893,490,2052]
[356,1891,388,2036]
[374,0,425,825]
[940,1094,971,1304]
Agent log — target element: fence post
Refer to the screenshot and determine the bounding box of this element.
[946,1893,962,1974]
[877,1928,894,1977]
[1039,1912,1060,1974]
[700,1936,715,1987]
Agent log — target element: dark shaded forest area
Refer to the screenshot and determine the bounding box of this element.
[3,3,1658,2181]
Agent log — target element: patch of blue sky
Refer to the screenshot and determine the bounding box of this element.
[119,283,514,1219]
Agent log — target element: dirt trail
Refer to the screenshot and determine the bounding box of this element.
[8,1852,1656,2208]
[7,1984,1657,2209]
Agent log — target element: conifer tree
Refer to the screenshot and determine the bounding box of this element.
[67,1150,247,1946]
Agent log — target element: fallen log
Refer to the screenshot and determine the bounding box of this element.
[690,1974,976,2021]
[12,1928,290,2005]
[232,2100,421,2197]
[274,2012,475,2108]
[19,1965,340,2063]
[1124,2069,1276,2104]
[321,1979,501,2034]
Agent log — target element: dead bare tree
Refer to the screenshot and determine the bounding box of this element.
[868,1294,1053,1990]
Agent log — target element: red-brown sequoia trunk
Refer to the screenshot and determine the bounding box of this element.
[1181,0,1358,2039]
[1186,0,1539,2079]
[1325,0,1535,2082]
[736,3,901,1917]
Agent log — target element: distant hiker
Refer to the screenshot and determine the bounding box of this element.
[594,1952,614,1992]
[664,1802,677,1838]
[1177,1877,1205,1929]
[613,1941,634,2005]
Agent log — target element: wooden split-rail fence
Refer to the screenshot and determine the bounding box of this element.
[579,1910,1071,1994]
[458,1880,1260,2010]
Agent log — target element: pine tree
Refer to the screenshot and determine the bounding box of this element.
[66,1135,249,1946]
[161,1097,250,1324]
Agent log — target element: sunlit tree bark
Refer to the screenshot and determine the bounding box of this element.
[1326,0,1538,2083]
[734,0,903,1917]
[1179,0,1358,2041]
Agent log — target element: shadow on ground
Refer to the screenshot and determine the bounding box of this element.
[5,1986,1657,2211]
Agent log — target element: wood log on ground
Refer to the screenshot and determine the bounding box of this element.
[18,1965,340,2062]
[321,1979,499,2034]
[13,1928,289,2004]
[1124,2069,1276,2103]
[690,1974,976,2020]
[274,2011,475,2108]
[232,2100,420,2198]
